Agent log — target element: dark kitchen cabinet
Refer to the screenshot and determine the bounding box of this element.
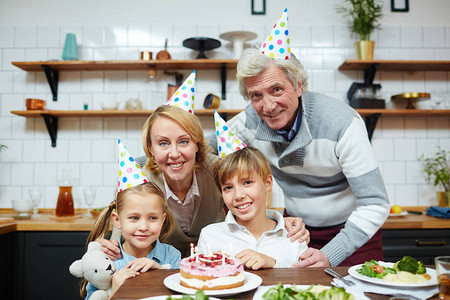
[0,232,16,299]
[382,229,450,264]
[14,231,89,300]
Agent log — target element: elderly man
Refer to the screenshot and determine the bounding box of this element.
[226,9,389,267]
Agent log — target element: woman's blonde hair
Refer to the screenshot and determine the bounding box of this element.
[141,105,211,173]
[80,182,175,297]
[236,48,309,100]
[213,147,272,190]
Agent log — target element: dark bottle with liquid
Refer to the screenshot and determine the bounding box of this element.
[56,186,74,217]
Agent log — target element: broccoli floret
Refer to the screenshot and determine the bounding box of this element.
[417,261,426,274]
[393,256,426,274]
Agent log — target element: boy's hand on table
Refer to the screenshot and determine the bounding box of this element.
[98,238,122,261]
[125,258,162,273]
[284,217,310,244]
[236,249,276,270]
[292,248,330,268]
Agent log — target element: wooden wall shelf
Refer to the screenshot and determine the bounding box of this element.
[10,109,242,118]
[10,109,242,147]
[11,109,450,147]
[338,60,450,72]
[12,59,238,72]
[11,59,238,101]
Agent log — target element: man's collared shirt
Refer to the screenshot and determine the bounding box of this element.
[276,97,302,141]
[163,173,199,234]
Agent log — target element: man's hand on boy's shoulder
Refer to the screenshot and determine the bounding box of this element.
[291,248,330,268]
[235,249,276,270]
[284,217,310,244]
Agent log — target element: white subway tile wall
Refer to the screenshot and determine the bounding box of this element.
[0,2,449,210]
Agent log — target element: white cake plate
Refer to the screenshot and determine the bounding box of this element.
[219,31,257,59]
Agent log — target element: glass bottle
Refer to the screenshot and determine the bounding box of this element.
[56,169,74,217]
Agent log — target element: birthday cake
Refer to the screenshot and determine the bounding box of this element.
[179,252,245,290]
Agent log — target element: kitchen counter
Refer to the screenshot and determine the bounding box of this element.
[0,206,449,233]
[0,209,96,233]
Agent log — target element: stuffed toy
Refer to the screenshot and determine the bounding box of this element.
[69,241,116,300]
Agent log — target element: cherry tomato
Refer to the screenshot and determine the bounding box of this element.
[370,265,384,274]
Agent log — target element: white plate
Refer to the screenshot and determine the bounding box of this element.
[389,211,408,217]
[140,296,222,300]
[163,272,262,297]
[253,284,357,300]
[348,262,438,287]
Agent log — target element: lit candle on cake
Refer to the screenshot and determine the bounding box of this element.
[190,243,194,259]
[221,250,225,264]
[194,246,199,262]
[207,243,212,256]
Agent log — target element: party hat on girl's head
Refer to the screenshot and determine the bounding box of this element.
[214,110,247,157]
[117,139,149,192]
[259,8,290,60]
[167,70,196,114]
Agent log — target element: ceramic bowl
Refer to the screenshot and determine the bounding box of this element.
[12,200,32,216]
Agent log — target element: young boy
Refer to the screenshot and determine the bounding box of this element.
[197,146,308,269]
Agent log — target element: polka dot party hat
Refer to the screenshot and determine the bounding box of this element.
[259,8,290,60]
[214,110,247,157]
[167,70,196,114]
[117,139,149,192]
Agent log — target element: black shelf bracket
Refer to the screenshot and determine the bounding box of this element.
[42,114,58,147]
[364,63,379,84]
[221,63,227,100]
[41,65,59,101]
[364,113,381,142]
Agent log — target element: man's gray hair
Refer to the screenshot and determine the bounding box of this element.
[236,48,309,100]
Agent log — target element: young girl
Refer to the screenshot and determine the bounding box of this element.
[198,147,308,270]
[81,182,181,299]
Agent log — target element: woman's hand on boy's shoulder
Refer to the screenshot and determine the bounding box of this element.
[235,249,276,270]
[126,258,162,273]
[284,217,310,244]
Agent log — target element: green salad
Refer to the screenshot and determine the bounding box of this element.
[356,256,426,279]
[167,290,209,300]
[262,282,354,300]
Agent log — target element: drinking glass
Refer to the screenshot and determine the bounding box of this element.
[83,187,97,217]
[435,256,450,299]
[29,188,43,218]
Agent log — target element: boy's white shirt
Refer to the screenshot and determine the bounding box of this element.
[197,209,308,268]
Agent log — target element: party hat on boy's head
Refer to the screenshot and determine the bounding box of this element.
[117,139,149,192]
[167,70,196,114]
[259,8,290,60]
[214,110,247,157]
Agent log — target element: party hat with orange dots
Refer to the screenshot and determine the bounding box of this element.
[167,70,196,113]
[214,110,247,157]
[116,139,149,192]
[259,8,290,60]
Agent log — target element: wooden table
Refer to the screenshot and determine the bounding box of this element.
[110,267,438,300]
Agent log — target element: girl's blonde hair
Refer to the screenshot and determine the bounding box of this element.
[80,182,175,297]
[141,105,211,173]
[213,147,272,190]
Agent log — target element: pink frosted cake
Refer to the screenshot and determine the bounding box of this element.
[180,252,244,290]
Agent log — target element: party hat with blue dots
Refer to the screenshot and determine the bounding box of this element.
[214,110,247,157]
[117,139,149,192]
[167,70,196,114]
[259,8,290,60]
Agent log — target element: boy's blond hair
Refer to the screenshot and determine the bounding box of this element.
[213,147,272,190]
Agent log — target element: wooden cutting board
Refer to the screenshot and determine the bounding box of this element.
[0,217,14,224]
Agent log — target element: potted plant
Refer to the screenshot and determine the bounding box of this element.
[336,0,383,60]
[419,148,450,207]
